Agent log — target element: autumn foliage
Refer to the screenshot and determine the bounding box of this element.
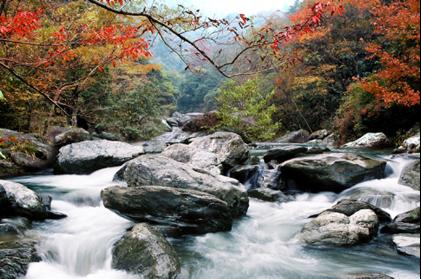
[360,0,420,107]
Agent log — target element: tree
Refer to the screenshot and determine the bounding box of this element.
[360,0,420,107]
[0,0,151,131]
[216,78,279,141]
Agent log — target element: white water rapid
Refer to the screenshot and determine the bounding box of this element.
[11,154,420,279]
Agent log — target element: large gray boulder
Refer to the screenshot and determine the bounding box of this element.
[120,155,249,217]
[0,180,65,220]
[299,209,379,247]
[0,239,40,279]
[112,223,180,279]
[56,140,144,174]
[399,160,420,191]
[281,153,387,193]
[162,132,249,175]
[102,186,233,235]
[277,129,310,143]
[0,129,55,178]
[343,133,390,149]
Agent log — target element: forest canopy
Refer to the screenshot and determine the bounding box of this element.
[0,0,419,142]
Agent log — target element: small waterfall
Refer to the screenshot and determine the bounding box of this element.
[338,155,420,218]
[14,167,136,279]
[244,159,266,190]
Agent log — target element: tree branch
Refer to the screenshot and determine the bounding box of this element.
[0,62,71,117]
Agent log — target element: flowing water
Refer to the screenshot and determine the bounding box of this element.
[10,154,421,279]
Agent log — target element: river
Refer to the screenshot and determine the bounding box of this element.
[11,153,420,279]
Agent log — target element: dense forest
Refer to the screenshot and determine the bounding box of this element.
[0,0,419,143]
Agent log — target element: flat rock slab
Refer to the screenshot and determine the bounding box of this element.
[120,154,249,217]
[102,186,233,235]
[57,140,144,174]
[281,153,387,193]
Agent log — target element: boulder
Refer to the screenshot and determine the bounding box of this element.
[320,199,392,223]
[281,153,387,193]
[381,207,420,234]
[0,129,55,177]
[277,129,310,143]
[120,155,249,217]
[53,127,91,147]
[398,160,420,191]
[0,180,66,220]
[0,239,40,279]
[56,140,144,174]
[263,146,308,163]
[112,223,180,279]
[343,133,390,149]
[102,186,233,235]
[299,209,379,247]
[309,129,330,140]
[392,234,420,258]
[162,132,249,174]
[248,188,291,202]
[396,133,420,153]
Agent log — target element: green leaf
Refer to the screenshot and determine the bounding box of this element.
[0,151,6,160]
[0,90,4,101]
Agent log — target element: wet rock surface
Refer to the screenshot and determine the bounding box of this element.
[0,180,66,220]
[56,140,144,174]
[119,154,249,217]
[281,153,387,193]
[102,186,233,235]
[112,223,180,279]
